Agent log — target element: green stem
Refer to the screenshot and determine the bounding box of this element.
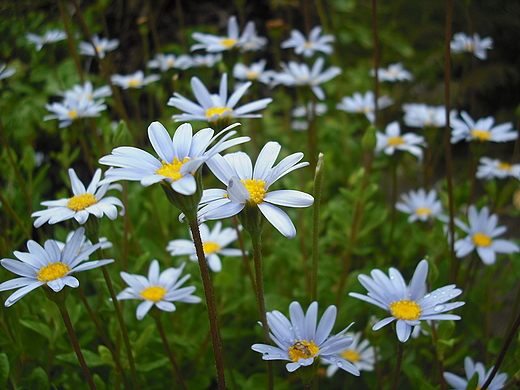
[429,322,446,390]
[391,342,404,390]
[232,215,256,292]
[57,0,85,84]
[311,153,324,302]
[0,191,31,240]
[371,0,380,127]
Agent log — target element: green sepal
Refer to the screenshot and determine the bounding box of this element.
[161,169,203,222]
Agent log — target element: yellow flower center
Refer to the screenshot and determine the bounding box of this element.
[388,136,406,146]
[416,207,432,216]
[68,109,78,119]
[203,242,221,254]
[140,286,167,302]
[246,71,260,80]
[95,45,104,53]
[155,157,191,181]
[241,179,267,204]
[498,162,512,171]
[67,193,98,211]
[473,232,492,247]
[304,41,312,48]
[341,349,360,362]
[37,262,71,282]
[471,129,491,141]
[220,38,238,48]
[128,79,140,88]
[288,340,320,362]
[389,299,422,320]
[205,107,232,119]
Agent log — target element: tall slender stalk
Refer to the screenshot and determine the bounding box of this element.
[311,153,324,302]
[57,0,85,84]
[372,0,380,126]
[391,342,404,390]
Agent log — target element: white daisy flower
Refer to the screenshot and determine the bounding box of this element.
[375,121,426,160]
[238,22,268,52]
[0,228,114,307]
[188,54,222,68]
[336,91,393,124]
[370,62,413,82]
[26,29,67,51]
[147,53,193,72]
[31,168,124,228]
[0,63,15,81]
[453,205,519,265]
[44,97,107,128]
[396,188,443,222]
[251,301,360,375]
[116,260,201,320]
[451,111,517,144]
[325,331,376,377]
[402,103,451,129]
[450,32,493,60]
[52,230,113,252]
[271,57,341,100]
[99,121,250,196]
[476,157,520,180]
[79,35,119,59]
[167,73,272,124]
[199,141,314,239]
[62,81,112,105]
[233,60,274,85]
[443,356,507,390]
[166,221,242,272]
[349,259,465,343]
[290,102,328,131]
[281,26,335,58]
[111,70,160,89]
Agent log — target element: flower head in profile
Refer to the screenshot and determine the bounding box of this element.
[375,122,426,160]
[251,301,360,375]
[349,259,465,343]
[147,53,193,72]
[116,260,201,320]
[199,142,314,239]
[271,58,341,100]
[111,70,160,89]
[166,222,242,272]
[167,73,272,126]
[44,96,107,128]
[450,32,493,60]
[396,188,443,222]
[443,356,507,390]
[476,157,520,180]
[99,121,249,196]
[31,168,124,228]
[0,63,16,81]
[325,331,376,377]
[402,103,453,129]
[370,63,413,82]
[26,29,67,51]
[0,228,113,307]
[233,60,274,85]
[454,205,519,265]
[61,81,112,105]
[79,35,119,59]
[336,91,393,124]
[281,26,335,58]
[451,111,517,144]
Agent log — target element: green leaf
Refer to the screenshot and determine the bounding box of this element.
[55,349,106,368]
[135,357,169,372]
[0,353,9,389]
[465,372,479,390]
[27,367,49,390]
[19,319,53,342]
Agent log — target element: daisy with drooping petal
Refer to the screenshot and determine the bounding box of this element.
[0,63,15,81]
[325,331,376,377]
[116,260,201,320]
[0,228,113,307]
[251,301,360,375]
[199,142,314,239]
[26,29,67,51]
[167,222,242,272]
[476,157,520,180]
[450,32,493,60]
[167,73,272,125]
[111,70,160,89]
[99,121,249,196]
[396,188,443,222]
[233,60,274,85]
[147,53,193,72]
[336,91,393,124]
[375,122,426,160]
[349,259,465,343]
[281,26,335,58]
[454,205,519,265]
[443,356,507,390]
[370,62,413,82]
[79,35,119,59]
[31,168,124,228]
[450,111,517,144]
[271,57,341,100]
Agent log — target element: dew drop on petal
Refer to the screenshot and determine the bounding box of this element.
[337,362,343,367]
[434,304,445,312]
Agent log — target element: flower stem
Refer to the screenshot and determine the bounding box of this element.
[311,153,324,302]
[391,341,404,390]
[56,300,97,390]
[232,215,256,292]
[188,219,227,390]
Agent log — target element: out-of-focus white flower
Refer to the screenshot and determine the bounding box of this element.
[476,157,520,180]
[188,54,222,68]
[26,30,67,51]
[450,32,493,60]
[44,98,107,128]
[370,63,413,82]
[281,26,334,58]
[290,101,328,131]
[271,57,341,100]
[336,91,393,124]
[79,35,119,59]
[239,21,268,52]
[147,53,193,72]
[396,188,443,222]
[444,356,507,390]
[451,111,517,144]
[325,332,376,377]
[0,64,15,81]
[61,81,112,105]
[375,122,426,160]
[233,60,274,85]
[111,70,160,89]
[402,103,454,128]
[454,205,519,265]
